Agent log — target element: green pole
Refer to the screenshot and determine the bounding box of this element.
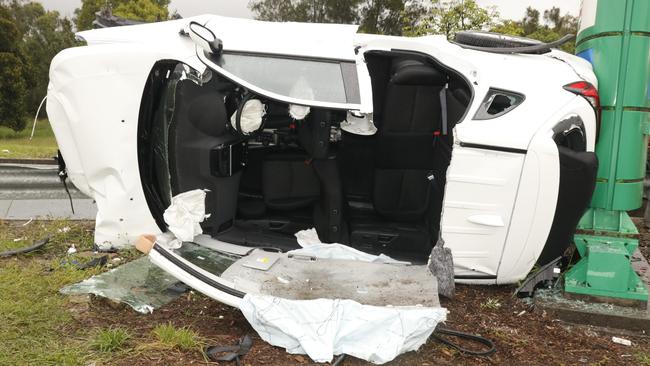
[564,0,649,302]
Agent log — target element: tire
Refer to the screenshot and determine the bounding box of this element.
[455,31,543,49]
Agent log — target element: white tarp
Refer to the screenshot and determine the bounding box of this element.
[163,189,210,242]
[240,294,447,364]
[289,228,409,264]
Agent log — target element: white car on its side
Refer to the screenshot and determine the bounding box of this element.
[47,15,599,307]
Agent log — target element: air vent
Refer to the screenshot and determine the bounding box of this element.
[473,88,525,120]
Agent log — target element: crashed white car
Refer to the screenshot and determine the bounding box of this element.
[47,16,599,304]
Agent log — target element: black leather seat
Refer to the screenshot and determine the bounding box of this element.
[373,60,447,222]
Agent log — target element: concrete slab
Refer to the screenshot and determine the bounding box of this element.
[535,249,650,333]
[1,199,97,220]
[0,200,11,217]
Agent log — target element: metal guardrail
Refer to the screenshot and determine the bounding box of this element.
[0,164,86,200]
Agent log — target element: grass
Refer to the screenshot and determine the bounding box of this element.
[92,328,132,353]
[637,352,650,366]
[151,323,200,350]
[480,297,502,310]
[0,119,58,159]
[0,220,100,365]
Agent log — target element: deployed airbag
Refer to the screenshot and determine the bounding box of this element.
[239,293,447,364]
[290,228,407,264]
[163,189,210,242]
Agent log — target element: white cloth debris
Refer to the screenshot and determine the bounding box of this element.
[156,231,182,250]
[230,99,266,135]
[340,111,377,136]
[240,294,447,364]
[163,189,210,242]
[290,228,409,264]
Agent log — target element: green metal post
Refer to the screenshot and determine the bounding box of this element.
[564,0,650,302]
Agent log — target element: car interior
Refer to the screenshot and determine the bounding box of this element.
[139,51,472,263]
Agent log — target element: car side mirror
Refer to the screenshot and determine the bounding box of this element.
[188,21,223,56]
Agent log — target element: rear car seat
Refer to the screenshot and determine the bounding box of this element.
[351,59,448,257]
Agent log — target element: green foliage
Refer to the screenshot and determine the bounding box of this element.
[490,6,578,54]
[151,323,200,350]
[0,50,26,132]
[9,1,78,112]
[490,19,523,36]
[75,0,171,31]
[92,328,132,352]
[113,0,169,23]
[249,0,423,36]
[404,0,497,38]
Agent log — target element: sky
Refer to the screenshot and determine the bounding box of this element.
[38,0,581,22]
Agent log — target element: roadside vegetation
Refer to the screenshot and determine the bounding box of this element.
[0,119,57,159]
[2,218,650,365]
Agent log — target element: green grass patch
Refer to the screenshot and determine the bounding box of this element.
[152,323,200,350]
[0,220,100,365]
[637,352,650,366]
[0,220,95,255]
[92,327,132,353]
[0,119,58,159]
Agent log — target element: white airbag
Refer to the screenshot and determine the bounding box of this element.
[163,189,210,242]
[240,294,447,364]
[230,99,266,135]
[290,228,408,264]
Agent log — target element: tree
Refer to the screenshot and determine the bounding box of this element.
[249,0,361,24]
[248,0,424,36]
[490,6,578,53]
[75,0,170,31]
[6,1,77,113]
[113,0,169,23]
[0,4,26,131]
[404,0,497,38]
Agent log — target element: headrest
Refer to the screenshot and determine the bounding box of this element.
[390,59,446,86]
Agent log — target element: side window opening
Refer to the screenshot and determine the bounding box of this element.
[201,51,361,108]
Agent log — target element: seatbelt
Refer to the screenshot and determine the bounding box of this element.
[439,85,448,136]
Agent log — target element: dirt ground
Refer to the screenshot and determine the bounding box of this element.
[2,218,650,365]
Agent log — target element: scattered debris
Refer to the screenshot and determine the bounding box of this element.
[67,244,77,255]
[205,335,252,364]
[429,237,455,298]
[481,298,502,310]
[612,336,632,346]
[58,226,71,233]
[21,218,33,226]
[0,237,49,258]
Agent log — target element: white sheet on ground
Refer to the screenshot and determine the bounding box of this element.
[163,189,210,242]
[290,228,409,264]
[240,294,447,364]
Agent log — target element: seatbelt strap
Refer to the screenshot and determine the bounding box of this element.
[439,85,448,136]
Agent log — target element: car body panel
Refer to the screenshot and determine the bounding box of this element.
[47,15,598,284]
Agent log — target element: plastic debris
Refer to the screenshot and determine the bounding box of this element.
[67,244,77,255]
[612,336,632,346]
[58,226,71,233]
[240,293,447,364]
